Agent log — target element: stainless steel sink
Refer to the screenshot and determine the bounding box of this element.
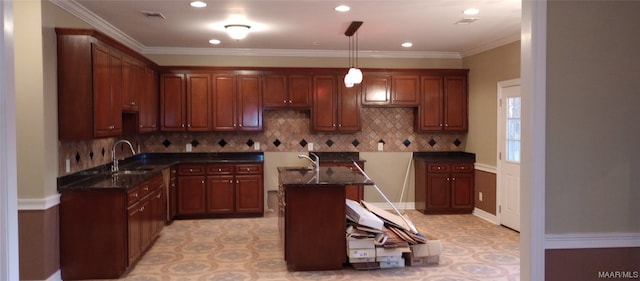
[112,169,153,176]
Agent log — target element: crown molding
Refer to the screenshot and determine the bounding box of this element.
[460,32,521,58]
[49,0,145,53]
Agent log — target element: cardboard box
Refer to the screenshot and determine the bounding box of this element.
[347,237,375,249]
[375,246,411,257]
[379,258,405,269]
[403,252,440,266]
[346,199,384,230]
[403,231,442,266]
[348,248,376,258]
[349,256,376,263]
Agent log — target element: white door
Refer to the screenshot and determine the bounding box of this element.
[498,79,521,231]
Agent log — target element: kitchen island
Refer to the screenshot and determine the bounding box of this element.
[277,166,374,271]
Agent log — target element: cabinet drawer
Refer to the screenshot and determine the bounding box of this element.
[235,164,263,174]
[452,163,474,172]
[178,164,206,175]
[427,163,450,173]
[127,186,142,205]
[207,164,233,175]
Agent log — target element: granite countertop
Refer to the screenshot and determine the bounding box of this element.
[278,166,374,186]
[308,152,365,163]
[412,151,476,162]
[58,152,264,192]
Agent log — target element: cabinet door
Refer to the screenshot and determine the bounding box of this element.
[121,57,139,111]
[443,75,468,131]
[160,73,186,131]
[235,174,263,213]
[139,67,158,133]
[451,172,474,210]
[263,74,288,108]
[426,173,450,210]
[391,75,420,105]
[186,73,212,131]
[177,176,206,215]
[212,73,236,131]
[337,81,361,132]
[361,74,391,105]
[168,168,177,221]
[92,44,122,138]
[416,75,443,132]
[288,75,312,108]
[139,198,153,250]
[149,188,165,238]
[207,175,235,214]
[312,75,337,132]
[127,203,143,265]
[237,75,262,131]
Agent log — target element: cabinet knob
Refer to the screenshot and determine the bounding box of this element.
[288,100,292,104]
[139,124,143,128]
[201,180,205,184]
[143,187,149,191]
[189,168,193,172]
[181,124,185,128]
[283,100,287,104]
[229,180,233,183]
[236,180,239,184]
[218,168,222,172]
[445,123,449,127]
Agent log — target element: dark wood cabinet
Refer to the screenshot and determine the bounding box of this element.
[177,163,264,217]
[138,67,159,133]
[415,72,468,132]
[415,160,474,214]
[212,73,263,131]
[60,173,165,280]
[122,56,140,112]
[361,73,419,106]
[312,75,361,132]
[160,73,212,132]
[391,75,420,106]
[263,74,312,109]
[361,74,391,105]
[167,166,178,222]
[92,43,123,138]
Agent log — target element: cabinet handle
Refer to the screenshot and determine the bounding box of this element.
[288,100,292,104]
[218,168,222,172]
[157,193,161,199]
[201,180,205,184]
[236,180,239,184]
[445,123,449,127]
[446,177,450,181]
[143,187,149,191]
[133,193,138,197]
[229,180,233,183]
[181,124,185,128]
[187,124,191,128]
[189,168,193,172]
[283,100,287,104]
[139,124,143,128]
[140,206,145,212]
[152,124,157,128]
[439,123,443,127]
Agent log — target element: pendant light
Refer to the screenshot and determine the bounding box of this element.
[344,21,363,87]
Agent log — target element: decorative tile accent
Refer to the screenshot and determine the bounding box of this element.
[326,139,334,147]
[162,139,172,148]
[454,139,462,147]
[191,139,200,148]
[218,139,227,147]
[89,151,94,160]
[403,139,411,147]
[246,139,254,147]
[75,152,80,163]
[428,138,437,147]
[299,139,308,148]
[273,139,281,147]
[101,148,105,157]
[352,139,360,147]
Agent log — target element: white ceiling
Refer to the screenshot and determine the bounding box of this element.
[54,0,521,58]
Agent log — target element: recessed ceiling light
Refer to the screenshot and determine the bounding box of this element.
[190,1,207,8]
[334,5,350,12]
[463,8,479,15]
[209,39,221,45]
[401,42,413,48]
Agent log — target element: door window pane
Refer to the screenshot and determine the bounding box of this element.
[506,97,521,163]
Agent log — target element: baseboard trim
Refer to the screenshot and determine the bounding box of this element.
[22,269,61,281]
[474,163,496,174]
[473,207,499,224]
[546,232,640,249]
[17,194,60,210]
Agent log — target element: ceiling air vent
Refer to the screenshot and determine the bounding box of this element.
[140,11,166,19]
[455,18,479,25]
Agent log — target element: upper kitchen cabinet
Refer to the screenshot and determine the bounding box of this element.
[263,74,312,109]
[212,73,263,132]
[121,56,141,112]
[56,28,159,140]
[415,70,469,132]
[160,73,213,132]
[138,67,159,133]
[312,74,361,132]
[361,73,419,106]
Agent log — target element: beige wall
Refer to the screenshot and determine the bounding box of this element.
[462,41,521,167]
[546,1,640,233]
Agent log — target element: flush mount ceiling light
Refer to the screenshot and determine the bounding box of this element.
[190,1,207,8]
[225,24,251,40]
[344,21,363,88]
[401,42,413,48]
[208,39,221,45]
[334,5,350,12]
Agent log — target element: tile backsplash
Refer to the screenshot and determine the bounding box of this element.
[58,107,465,174]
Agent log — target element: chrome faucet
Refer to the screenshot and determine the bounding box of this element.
[112,139,136,172]
[298,153,320,173]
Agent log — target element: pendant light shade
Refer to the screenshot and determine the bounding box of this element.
[344,21,363,87]
[225,24,251,40]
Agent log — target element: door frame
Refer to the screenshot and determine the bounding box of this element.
[496,78,521,230]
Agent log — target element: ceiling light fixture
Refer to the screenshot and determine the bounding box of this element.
[335,5,350,12]
[344,21,363,88]
[401,42,413,48]
[209,39,221,45]
[225,24,251,40]
[463,8,479,15]
[190,1,207,8]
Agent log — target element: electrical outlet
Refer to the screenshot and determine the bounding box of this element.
[186,143,192,152]
[377,142,384,151]
[254,142,260,150]
[65,159,70,173]
[308,143,314,151]
[479,191,483,202]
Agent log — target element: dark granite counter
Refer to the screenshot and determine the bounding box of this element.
[307,152,365,163]
[278,166,374,186]
[413,151,476,162]
[58,152,264,191]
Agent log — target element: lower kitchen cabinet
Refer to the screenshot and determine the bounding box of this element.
[415,159,474,214]
[60,173,165,280]
[176,163,264,218]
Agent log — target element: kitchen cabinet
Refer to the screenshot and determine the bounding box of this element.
[167,166,177,222]
[138,67,159,133]
[263,74,312,109]
[361,73,419,106]
[212,73,263,131]
[311,75,361,132]
[415,159,474,214]
[415,73,468,132]
[92,43,123,138]
[56,28,158,140]
[160,73,213,132]
[176,163,264,217]
[59,173,165,280]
